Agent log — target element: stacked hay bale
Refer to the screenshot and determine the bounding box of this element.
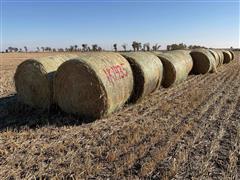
[222,50,233,63]
[154,50,193,87]
[190,48,217,74]
[54,52,133,119]
[14,54,79,109]
[120,52,163,103]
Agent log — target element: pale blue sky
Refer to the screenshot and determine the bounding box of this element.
[1,0,239,51]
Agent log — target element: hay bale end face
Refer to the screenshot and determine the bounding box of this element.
[190,49,216,74]
[154,50,193,88]
[222,50,232,64]
[121,52,163,103]
[54,52,133,119]
[14,54,78,109]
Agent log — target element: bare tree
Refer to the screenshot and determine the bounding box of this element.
[122,44,127,51]
[36,47,40,52]
[152,44,161,51]
[24,46,28,52]
[82,44,88,51]
[41,47,45,52]
[143,43,150,51]
[132,41,138,51]
[92,44,98,51]
[137,42,142,51]
[74,45,78,51]
[8,47,13,52]
[113,43,117,52]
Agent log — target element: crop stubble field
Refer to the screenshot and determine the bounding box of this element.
[0,52,239,179]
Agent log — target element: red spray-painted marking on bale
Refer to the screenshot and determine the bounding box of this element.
[103,63,128,84]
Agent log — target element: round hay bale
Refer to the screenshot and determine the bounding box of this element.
[154,50,193,87]
[215,49,224,65]
[190,49,217,74]
[222,50,232,64]
[120,52,163,103]
[229,50,235,60]
[168,50,193,73]
[54,52,133,119]
[209,49,221,67]
[14,54,78,109]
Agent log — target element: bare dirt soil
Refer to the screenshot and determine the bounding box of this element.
[0,52,239,179]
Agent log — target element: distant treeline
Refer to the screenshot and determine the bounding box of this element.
[2,42,238,53]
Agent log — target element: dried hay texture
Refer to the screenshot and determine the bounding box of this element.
[222,50,233,64]
[54,52,133,119]
[14,54,78,109]
[215,49,224,65]
[154,50,193,87]
[209,49,221,67]
[120,52,163,103]
[229,50,235,60]
[190,49,217,74]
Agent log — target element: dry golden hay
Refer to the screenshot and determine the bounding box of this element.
[215,49,224,65]
[190,49,217,74]
[222,50,232,64]
[209,49,221,67]
[154,50,193,88]
[229,50,235,60]
[120,52,163,103]
[54,52,133,119]
[14,54,79,109]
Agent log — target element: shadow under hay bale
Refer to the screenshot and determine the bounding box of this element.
[54,52,133,119]
[120,52,163,103]
[0,94,92,131]
[14,54,79,109]
[190,48,216,74]
[154,50,193,88]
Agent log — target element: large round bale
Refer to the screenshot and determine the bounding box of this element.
[14,54,78,109]
[215,49,224,65]
[54,52,133,119]
[229,50,235,60]
[168,50,193,73]
[209,49,221,67]
[120,52,163,103]
[154,50,193,87]
[190,49,217,74]
[222,50,232,63]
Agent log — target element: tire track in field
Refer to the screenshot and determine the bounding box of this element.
[116,63,238,177]
[204,97,240,179]
[150,68,240,179]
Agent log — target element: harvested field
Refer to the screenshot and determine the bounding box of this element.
[0,52,239,179]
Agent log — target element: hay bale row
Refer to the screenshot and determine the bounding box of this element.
[14,49,234,119]
[154,50,193,87]
[14,54,79,109]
